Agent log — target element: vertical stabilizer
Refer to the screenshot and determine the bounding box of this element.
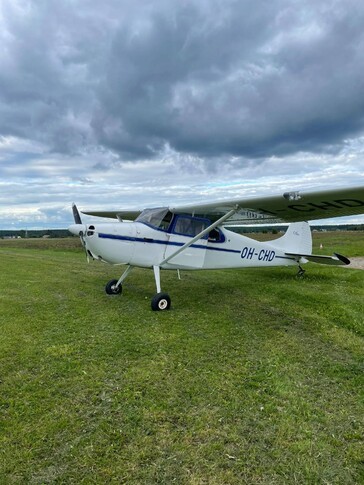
[272,222,312,254]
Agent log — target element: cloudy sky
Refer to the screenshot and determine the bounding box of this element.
[1,0,364,229]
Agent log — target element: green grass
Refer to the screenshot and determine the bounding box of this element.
[0,234,363,484]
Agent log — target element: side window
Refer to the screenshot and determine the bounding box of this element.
[208,228,225,243]
[160,211,173,230]
[208,229,220,241]
[173,216,210,237]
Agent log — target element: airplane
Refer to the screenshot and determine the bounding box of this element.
[68,185,364,311]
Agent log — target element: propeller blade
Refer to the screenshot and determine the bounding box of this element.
[72,203,82,224]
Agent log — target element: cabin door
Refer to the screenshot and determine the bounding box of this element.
[163,215,210,269]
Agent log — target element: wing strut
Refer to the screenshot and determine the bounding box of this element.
[160,207,238,266]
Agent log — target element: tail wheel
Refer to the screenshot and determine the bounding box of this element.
[105,279,122,295]
[151,292,171,311]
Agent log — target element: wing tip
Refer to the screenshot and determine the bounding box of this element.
[334,253,351,265]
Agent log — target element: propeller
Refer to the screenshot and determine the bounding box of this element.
[69,204,90,262]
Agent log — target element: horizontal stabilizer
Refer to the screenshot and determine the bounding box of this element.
[286,252,350,266]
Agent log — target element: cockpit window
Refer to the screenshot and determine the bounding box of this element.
[136,208,172,231]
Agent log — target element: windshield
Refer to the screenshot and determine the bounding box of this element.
[135,208,172,231]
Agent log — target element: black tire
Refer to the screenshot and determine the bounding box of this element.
[151,292,171,311]
[105,279,122,295]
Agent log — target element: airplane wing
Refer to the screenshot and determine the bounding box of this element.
[81,209,142,221]
[170,185,364,223]
[80,185,364,224]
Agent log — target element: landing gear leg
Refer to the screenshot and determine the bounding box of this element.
[105,265,133,295]
[151,265,171,311]
[297,265,306,277]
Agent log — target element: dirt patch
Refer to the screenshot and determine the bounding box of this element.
[346,257,364,270]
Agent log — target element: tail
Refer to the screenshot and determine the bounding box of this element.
[272,222,350,266]
[272,222,312,254]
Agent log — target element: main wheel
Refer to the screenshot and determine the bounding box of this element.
[105,279,122,295]
[151,292,171,311]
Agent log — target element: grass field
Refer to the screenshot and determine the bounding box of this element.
[0,232,363,484]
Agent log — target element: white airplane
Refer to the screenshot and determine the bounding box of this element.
[68,186,364,310]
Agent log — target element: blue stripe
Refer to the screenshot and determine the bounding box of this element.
[98,232,240,254]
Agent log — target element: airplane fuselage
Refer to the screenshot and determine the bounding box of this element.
[70,221,298,270]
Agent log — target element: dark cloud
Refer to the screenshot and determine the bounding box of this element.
[1,0,364,163]
[91,0,364,159]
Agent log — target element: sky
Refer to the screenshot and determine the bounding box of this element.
[1,0,364,230]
